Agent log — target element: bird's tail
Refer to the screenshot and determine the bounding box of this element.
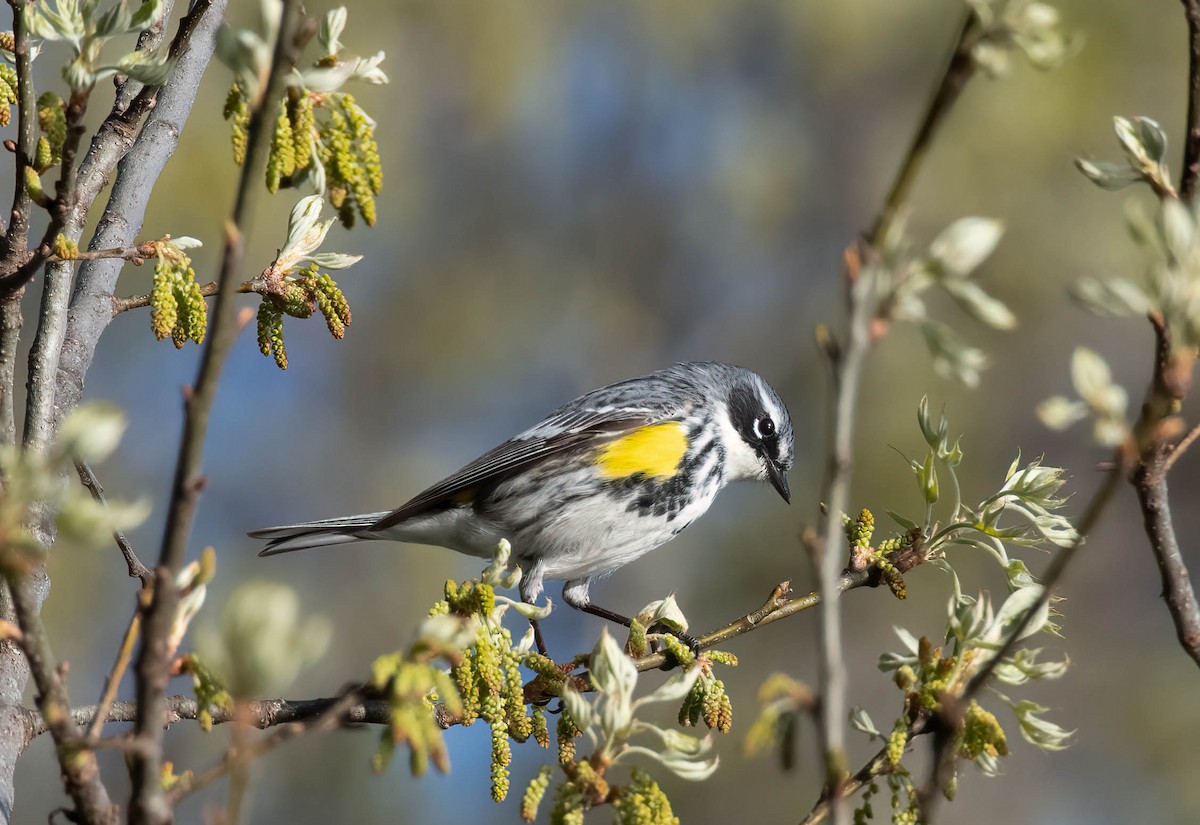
[250,512,390,556]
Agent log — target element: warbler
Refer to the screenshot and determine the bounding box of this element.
[251,362,793,642]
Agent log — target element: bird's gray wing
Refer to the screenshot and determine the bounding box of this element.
[369,406,663,531]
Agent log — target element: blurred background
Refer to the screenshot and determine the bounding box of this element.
[9,0,1200,822]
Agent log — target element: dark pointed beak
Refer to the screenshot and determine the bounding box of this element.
[765,457,791,504]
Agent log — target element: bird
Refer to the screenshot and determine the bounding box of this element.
[251,361,794,648]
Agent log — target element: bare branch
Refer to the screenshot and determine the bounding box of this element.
[86,611,142,741]
[74,461,154,585]
[129,5,304,822]
[25,693,391,741]
[812,13,984,819]
[519,571,872,709]
[0,0,38,273]
[113,281,254,316]
[0,293,21,451]
[1132,454,1200,665]
[1164,419,1200,470]
[867,11,981,248]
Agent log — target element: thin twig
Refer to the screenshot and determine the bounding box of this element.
[50,243,158,266]
[74,460,154,585]
[129,5,303,823]
[520,572,869,708]
[1163,420,1200,471]
[810,14,984,821]
[867,11,981,248]
[86,610,142,740]
[113,281,254,316]
[26,693,391,741]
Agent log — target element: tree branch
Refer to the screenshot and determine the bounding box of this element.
[25,693,391,742]
[866,11,981,248]
[518,571,874,709]
[1132,454,1200,665]
[113,281,253,316]
[0,293,21,451]
[0,0,37,273]
[812,12,983,820]
[74,460,154,585]
[129,5,302,822]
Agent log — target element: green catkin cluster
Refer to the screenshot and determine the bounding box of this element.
[657,635,695,668]
[318,96,382,227]
[521,765,554,822]
[265,91,318,193]
[482,691,511,802]
[887,772,919,825]
[504,647,533,742]
[614,769,679,825]
[845,508,875,549]
[959,700,1008,760]
[701,678,733,733]
[557,713,581,765]
[314,272,352,337]
[549,780,586,825]
[531,704,550,748]
[0,63,17,127]
[36,92,65,171]
[679,656,737,732]
[256,300,287,369]
[886,719,908,766]
[253,268,353,370]
[151,259,207,348]
[440,577,537,802]
[266,101,295,193]
[871,550,907,600]
[223,81,250,165]
[369,654,461,777]
[854,780,878,825]
[679,673,706,728]
[626,618,649,657]
[291,91,316,170]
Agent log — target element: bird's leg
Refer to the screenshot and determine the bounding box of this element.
[530,619,549,656]
[562,578,700,654]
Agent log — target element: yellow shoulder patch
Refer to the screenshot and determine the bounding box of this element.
[595,421,688,480]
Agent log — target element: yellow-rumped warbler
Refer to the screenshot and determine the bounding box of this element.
[251,362,793,642]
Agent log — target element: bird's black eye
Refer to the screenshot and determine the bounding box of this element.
[754,417,775,440]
